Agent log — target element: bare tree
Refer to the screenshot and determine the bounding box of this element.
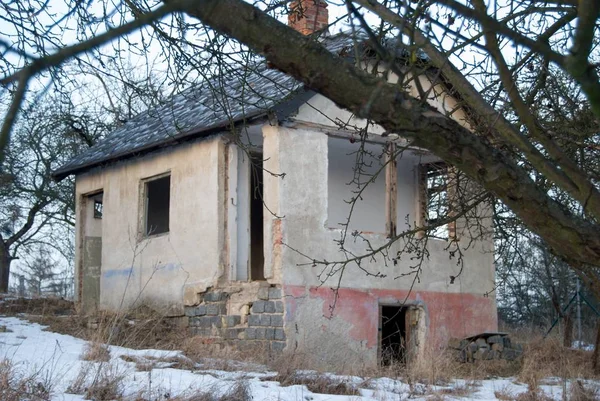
[0,1,599,296]
[0,98,99,292]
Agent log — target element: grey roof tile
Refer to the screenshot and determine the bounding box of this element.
[53,32,399,179]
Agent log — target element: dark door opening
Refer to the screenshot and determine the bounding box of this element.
[81,191,103,314]
[249,153,265,280]
[381,305,408,366]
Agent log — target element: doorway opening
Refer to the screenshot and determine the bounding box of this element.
[249,152,265,280]
[81,191,103,314]
[380,305,409,366]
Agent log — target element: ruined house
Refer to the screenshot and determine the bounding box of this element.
[53,0,497,367]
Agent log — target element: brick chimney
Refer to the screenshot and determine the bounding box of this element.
[288,0,329,35]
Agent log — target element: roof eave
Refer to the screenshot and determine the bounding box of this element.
[52,89,316,182]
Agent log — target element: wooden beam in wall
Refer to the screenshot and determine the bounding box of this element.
[385,142,398,238]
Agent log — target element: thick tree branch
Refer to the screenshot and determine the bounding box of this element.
[178,0,600,269]
[472,0,600,220]
[353,0,600,220]
[6,200,50,248]
[0,76,28,165]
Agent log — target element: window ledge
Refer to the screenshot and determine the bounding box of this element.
[141,231,170,242]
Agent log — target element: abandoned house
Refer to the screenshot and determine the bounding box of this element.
[53,0,497,367]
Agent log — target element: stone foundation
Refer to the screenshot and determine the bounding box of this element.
[184,286,285,352]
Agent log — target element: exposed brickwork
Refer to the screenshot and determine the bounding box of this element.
[185,287,285,353]
[288,0,328,35]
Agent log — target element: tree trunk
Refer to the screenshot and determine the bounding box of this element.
[0,241,12,293]
[593,321,600,374]
[563,314,573,348]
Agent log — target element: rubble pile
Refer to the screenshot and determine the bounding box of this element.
[449,332,523,362]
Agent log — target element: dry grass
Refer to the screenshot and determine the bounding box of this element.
[569,380,600,401]
[435,381,478,397]
[0,359,52,401]
[181,336,269,372]
[82,342,111,362]
[518,336,594,386]
[66,363,126,401]
[84,375,124,401]
[19,299,187,352]
[164,381,251,401]
[494,386,516,400]
[262,351,361,396]
[0,296,75,317]
[118,355,157,371]
[269,370,360,396]
[3,295,598,401]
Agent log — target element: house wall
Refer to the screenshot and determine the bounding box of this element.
[71,62,497,366]
[266,84,496,367]
[327,137,439,234]
[74,137,227,315]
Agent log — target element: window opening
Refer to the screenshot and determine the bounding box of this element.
[424,162,449,239]
[145,175,170,236]
[249,153,265,280]
[93,199,103,219]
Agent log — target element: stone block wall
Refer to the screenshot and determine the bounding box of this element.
[184,286,285,352]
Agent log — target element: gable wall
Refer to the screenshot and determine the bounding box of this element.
[74,137,226,315]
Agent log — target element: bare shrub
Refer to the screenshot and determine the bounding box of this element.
[0,359,52,401]
[569,380,600,401]
[66,363,93,395]
[83,367,125,401]
[66,362,125,401]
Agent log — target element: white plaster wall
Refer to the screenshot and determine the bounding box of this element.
[74,137,225,315]
[327,138,386,233]
[326,137,440,234]
[271,125,496,366]
[274,126,494,295]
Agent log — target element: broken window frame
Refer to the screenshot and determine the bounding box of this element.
[420,162,454,240]
[141,172,171,237]
[93,199,103,219]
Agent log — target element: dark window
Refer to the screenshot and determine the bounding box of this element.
[424,163,448,239]
[93,200,103,219]
[145,175,170,236]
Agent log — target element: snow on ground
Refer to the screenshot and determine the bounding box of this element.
[572,341,595,352]
[0,316,595,400]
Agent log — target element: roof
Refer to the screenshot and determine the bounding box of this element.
[53,32,423,180]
